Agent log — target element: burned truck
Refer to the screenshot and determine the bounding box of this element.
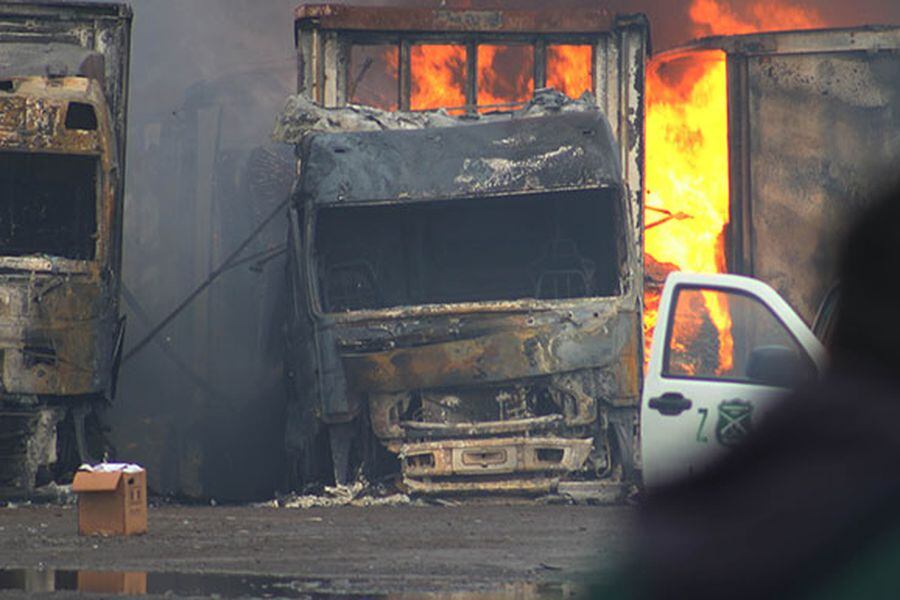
[284,102,643,494]
[0,2,131,494]
[281,5,648,494]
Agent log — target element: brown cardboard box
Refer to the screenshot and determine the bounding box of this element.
[72,465,148,536]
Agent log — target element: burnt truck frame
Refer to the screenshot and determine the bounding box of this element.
[0,1,131,494]
[285,5,648,494]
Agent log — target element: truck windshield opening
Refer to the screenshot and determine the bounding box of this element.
[315,188,623,312]
[0,152,98,261]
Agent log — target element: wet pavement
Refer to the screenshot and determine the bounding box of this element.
[0,503,632,598]
[0,569,581,598]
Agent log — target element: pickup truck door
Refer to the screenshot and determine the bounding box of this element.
[641,272,827,488]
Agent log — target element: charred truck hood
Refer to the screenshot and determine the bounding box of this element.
[288,110,641,494]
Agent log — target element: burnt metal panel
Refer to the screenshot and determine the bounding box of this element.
[0,0,131,278]
[0,1,132,161]
[295,4,616,35]
[299,111,622,206]
[0,43,101,80]
[596,16,648,302]
[683,26,900,57]
[737,46,900,321]
[343,309,636,394]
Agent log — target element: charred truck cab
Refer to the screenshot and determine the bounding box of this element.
[0,3,131,495]
[285,5,648,494]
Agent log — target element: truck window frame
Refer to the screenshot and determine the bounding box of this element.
[661,283,816,386]
[331,32,600,113]
[303,185,631,318]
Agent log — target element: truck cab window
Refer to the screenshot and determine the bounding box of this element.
[315,188,623,312]
[0,152,98,260]
[349,44,399,111]
[546,45,593,98]
[665,286,817,386]
[477,44,534,112]
[410,44,467,112]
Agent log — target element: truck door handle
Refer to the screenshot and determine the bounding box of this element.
[649,393,693,416]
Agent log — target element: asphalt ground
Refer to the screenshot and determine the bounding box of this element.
[0,503,634,597]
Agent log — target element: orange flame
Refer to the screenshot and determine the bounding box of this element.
[478,44,534,110]
[645,52,733,372]
[410,44,467,112]
[546,45,593,99]
[644,0,824,372]
[690,0,825,37]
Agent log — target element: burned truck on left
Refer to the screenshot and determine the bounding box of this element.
[0,1,131,495]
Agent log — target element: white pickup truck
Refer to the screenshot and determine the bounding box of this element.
[641,273,829,488]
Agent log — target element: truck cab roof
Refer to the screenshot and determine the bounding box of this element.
[297,110,623,207]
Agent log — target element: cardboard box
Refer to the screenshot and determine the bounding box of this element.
[72,464,148,536]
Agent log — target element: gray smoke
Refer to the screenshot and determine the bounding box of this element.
[110,0,297,501]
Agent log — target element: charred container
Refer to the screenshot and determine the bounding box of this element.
[286,4,648,494]
[0,2,131,495]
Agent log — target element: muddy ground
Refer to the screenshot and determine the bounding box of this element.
[0,503,634,597]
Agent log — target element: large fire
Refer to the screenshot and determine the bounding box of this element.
[410,44,467,112]
[546,45,593,99]
[409,43,592,113]
[478,44,534,110]
[644,51,732,374]
[644,0,824,373]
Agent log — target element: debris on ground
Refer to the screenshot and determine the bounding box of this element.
[260,478,412,509]
[537,481,635,506]
[2,482,76,507]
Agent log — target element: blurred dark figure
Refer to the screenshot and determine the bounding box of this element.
[596,188,900,599]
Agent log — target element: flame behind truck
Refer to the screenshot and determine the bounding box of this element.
[710,26,900,323]
[284,5,648,494]
[0,1,131,495]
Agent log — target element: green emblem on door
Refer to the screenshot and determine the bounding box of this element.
[716,400,754,447]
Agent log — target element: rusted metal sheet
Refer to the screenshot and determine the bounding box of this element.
[295,4,616,35]
[681,27,900,322]
[0,78,106,155]
[0,276,117,396]
[0,1,132,182]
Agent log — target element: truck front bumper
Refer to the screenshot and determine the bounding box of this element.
[399,436,593,495]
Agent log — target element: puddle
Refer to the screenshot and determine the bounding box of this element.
[0,569,582,598]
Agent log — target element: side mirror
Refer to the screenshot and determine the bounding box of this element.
[746,345,815,388]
